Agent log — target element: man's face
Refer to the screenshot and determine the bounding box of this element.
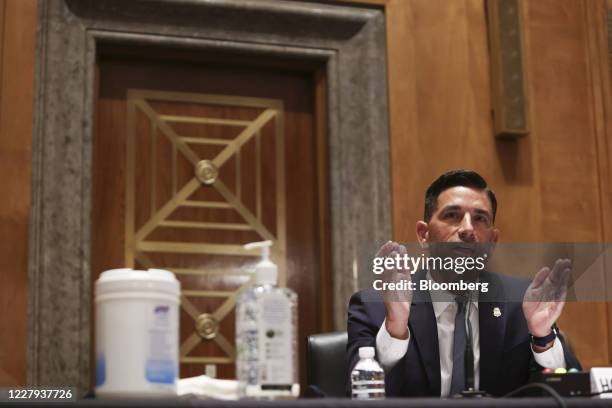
[425,186,497,243]
[416,186,499,260]
[415,186,499,284]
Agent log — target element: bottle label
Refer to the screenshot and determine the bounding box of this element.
[257,292,293,385]
[145,304,177,384]
[95,305,106,387]
[95,353,106,386]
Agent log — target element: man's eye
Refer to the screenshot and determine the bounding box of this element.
[444,212,460,220]
[474,215,490,224]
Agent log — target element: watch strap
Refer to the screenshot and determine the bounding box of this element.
[531,327,558,347]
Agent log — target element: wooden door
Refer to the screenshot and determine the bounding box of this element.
[91,50,330,386]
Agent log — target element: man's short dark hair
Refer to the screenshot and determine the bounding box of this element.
[424,169,497,223]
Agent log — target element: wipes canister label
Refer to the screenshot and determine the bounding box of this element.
[145,304,177,384]
[95,305,106,386]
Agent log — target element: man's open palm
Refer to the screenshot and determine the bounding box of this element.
[522,259,571,337]
[378,241,412,339]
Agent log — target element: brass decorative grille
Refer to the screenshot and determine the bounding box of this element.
[125,89,286,366]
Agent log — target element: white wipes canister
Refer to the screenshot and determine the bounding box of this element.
[95,268,180,398]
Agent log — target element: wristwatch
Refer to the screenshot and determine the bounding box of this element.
[531,327,558,347]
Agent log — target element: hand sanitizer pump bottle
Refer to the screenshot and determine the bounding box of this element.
[235,240,299,399]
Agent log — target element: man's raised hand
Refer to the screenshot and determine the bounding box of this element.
[378,241,412,339]
[522,258,571,339]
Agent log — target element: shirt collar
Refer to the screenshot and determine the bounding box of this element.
[425,271,479,319]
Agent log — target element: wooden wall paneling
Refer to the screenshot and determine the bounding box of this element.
[0,0,5,112]
[0,1,7,386]
[383,0,611,367]
[524,0,610,368]
[527,0,604,242]
[0,0,37,386]
[384,0,417,241]
[384,0,542,243]
[582,0,612,365]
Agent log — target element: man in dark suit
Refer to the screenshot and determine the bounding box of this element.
[347,170,580,397]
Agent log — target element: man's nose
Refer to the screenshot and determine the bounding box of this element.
[458,214,476,242]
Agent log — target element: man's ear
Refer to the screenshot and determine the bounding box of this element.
[416,221,429,248]
[483,228,500,258]
[491,227,499,243]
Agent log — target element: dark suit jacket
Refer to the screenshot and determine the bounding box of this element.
[346,270,581,397]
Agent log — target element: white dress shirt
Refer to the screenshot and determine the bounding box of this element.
[376,299,566,397]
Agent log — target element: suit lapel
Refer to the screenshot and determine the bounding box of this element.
[409,272,441,396]
[407,270,509,395]
[478,272,506,393]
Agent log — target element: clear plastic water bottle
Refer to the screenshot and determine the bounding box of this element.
[351,346,385,400]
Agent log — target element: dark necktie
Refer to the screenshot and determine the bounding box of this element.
[450,298,467,395]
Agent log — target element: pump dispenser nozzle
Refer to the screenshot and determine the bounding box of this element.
[244,240,278,285]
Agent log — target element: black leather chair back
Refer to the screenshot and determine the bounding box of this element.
[306,331,348,398]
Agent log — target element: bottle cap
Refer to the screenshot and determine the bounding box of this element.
[359,346,375,359]
[244,240,278,285]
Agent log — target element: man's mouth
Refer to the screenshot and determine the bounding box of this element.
[449,244,476,256]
